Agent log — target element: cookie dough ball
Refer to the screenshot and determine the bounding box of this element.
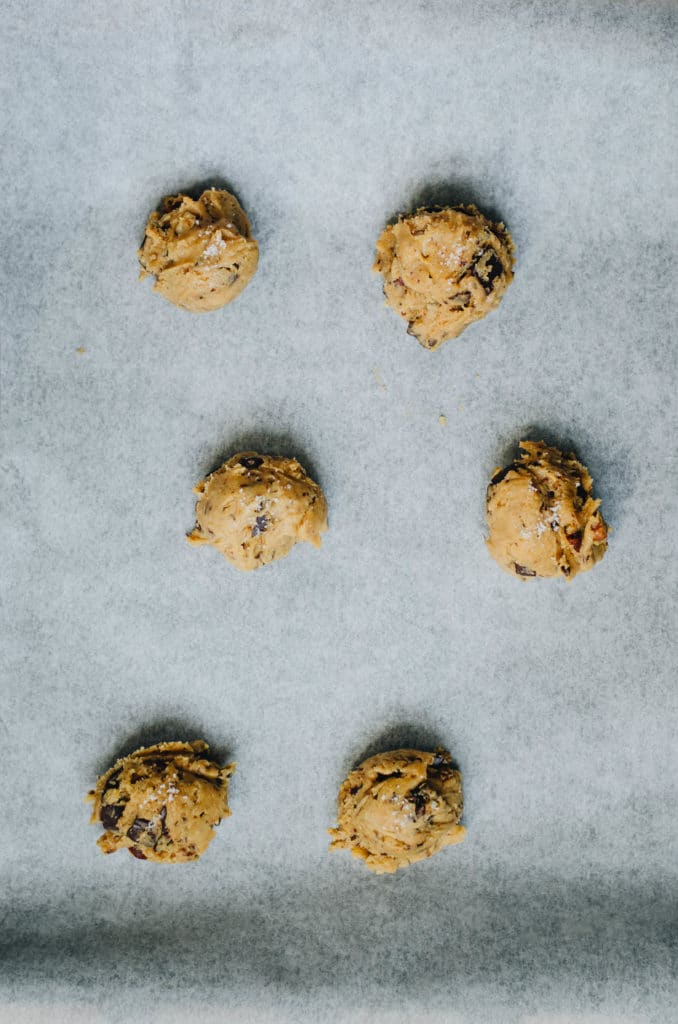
[138,188,258,312]
[486,440,609,581]
[329,748,465,874]
[188,452,328,571]
[374,205,515,350]
[87,741,235,863]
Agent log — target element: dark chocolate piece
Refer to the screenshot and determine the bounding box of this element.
[238,456,264,470]
[251,514,268,537]
[100,804,124,830]
[411,786,429,818]
[472,249,505,293]
[514,562,537,577]
[127,817,155,844]
[490,462,519,487]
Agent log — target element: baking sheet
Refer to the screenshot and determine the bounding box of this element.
[1,1,677,1021]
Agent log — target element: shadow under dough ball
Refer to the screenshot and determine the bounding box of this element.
[329,748,465,874]
[188,452,328,571]
[374,205,515,350]
[138,188,259,312]
[485,440,609,580]
[87,741,235,862]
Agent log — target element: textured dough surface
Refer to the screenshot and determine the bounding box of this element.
[138,188,258,312]
[329,748,465,874]
[486,441,608,580]
[374,205,515,350]
[188,452,328,571]
[87,741,235,863]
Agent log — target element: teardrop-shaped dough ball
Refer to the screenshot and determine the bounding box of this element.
[486,441,609,580]
[329,747,465,874]
[138,188,258,312]
[374,205,515,350]
[188,452,328,571]
[87,741,235,863]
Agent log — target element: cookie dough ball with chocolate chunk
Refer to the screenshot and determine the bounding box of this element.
[486,441,609,581]
[374,205,515,350]
[188,452,328,571]
[138,187,258,312]
[87,741,235,862]
[329,748,465,874]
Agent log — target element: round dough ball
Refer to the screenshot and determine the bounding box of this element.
[486,440,609,581]
[329,748,465,874]
[188,452,328,571]
[138,188,258,312]
[374,205,515,350]
[87,741,235,863]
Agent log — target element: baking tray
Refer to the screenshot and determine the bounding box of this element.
[1,2,676,1021]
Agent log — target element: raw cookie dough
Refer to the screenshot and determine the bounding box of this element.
[138,188,258,312]
[329,748,465,874]
[374,205,515,350]
[486,440,609,580]
[188,452,328,571]
[87,741,235,863]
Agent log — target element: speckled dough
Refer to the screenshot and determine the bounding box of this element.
[188,452,328,571]
[138,188,258,312]
[374,205,515,350]
[87,741,235,863]
[486,441,609,581]
[329,748,465,874]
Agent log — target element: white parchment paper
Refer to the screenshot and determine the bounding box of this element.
[1,1,677,1021]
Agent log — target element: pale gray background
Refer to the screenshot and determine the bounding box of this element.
[1,1,677,1021]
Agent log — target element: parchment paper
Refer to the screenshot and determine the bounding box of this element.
[1,1,677,1021]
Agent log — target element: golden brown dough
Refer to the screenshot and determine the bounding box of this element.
[329,748,465,874]
[486,440,608,580]
[87,741,234,863]
[374,205,515,350]
[138,188,258,312]
[188,452,328,571]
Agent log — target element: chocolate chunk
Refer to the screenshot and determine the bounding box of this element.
[448,291,471,310]
[472,249,505,293]
[127,817,155,844]
[251,514,268,538]
[238,456,264,470]
[432,750,450,768]
[490,462,519,486]
[566,530,583,552]
[576,483,589,505]
[102,768,122,795]
[100,804,124,830]
[514,562,537,577]
[128,846,147,860]
[411,787,429,818]
[159,805,169,837]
